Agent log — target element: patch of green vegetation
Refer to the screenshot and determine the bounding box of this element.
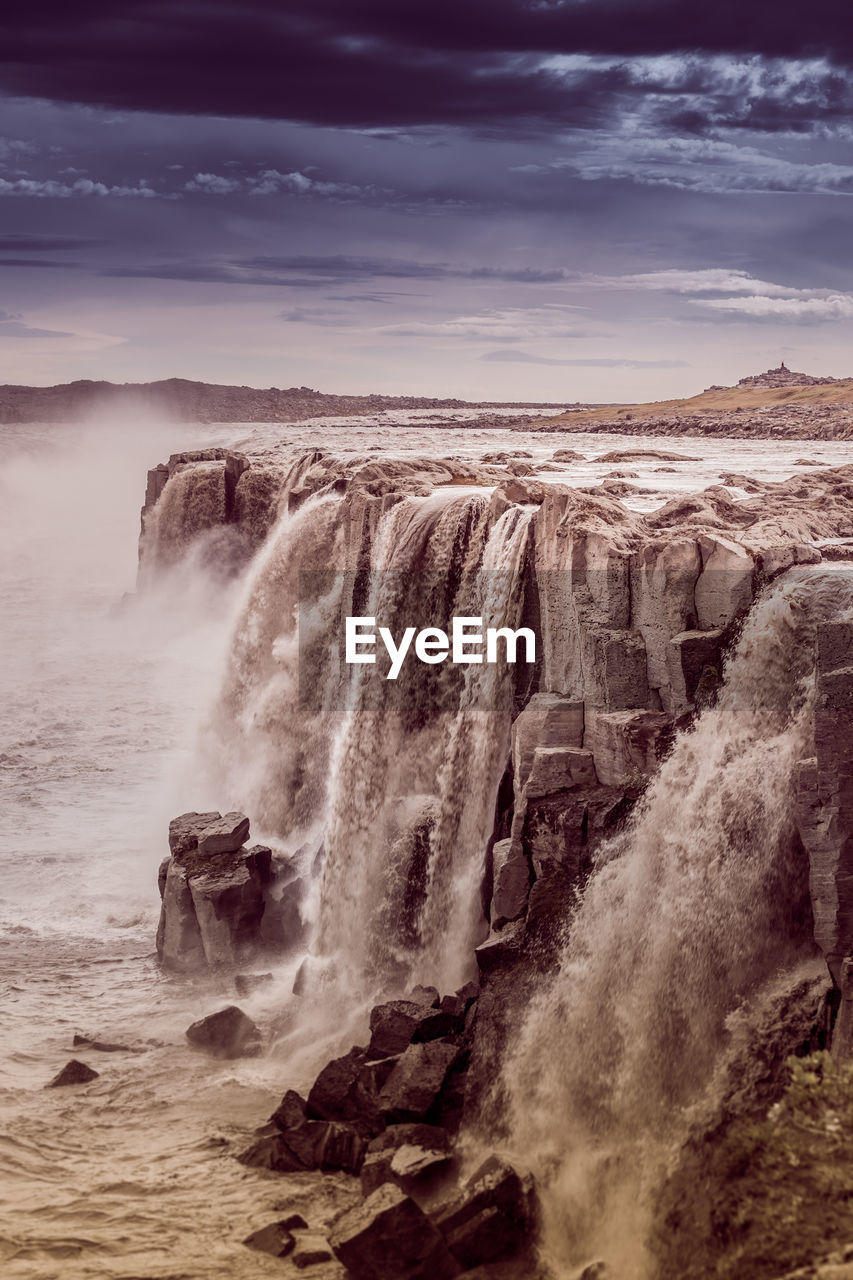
[709,1052,853,1278]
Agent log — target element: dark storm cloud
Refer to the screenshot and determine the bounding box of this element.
[2,2,853,131]
[0,257,85,268]
[100,254,579,287]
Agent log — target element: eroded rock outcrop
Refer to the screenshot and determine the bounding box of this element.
[156,810,305,972]
[794,619,853,1055]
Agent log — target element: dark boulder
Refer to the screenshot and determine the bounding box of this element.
[238,1119,365,1175]
[307,1046,385,1137]
[238,1133,308,1174]
[368,1000,438,1058]
[186,845,271,968]
[329,1183,461,1280]
[361,1142,456,1200]
[412,1007,466,1042]
[270,1088,308,1130]
[378,1041,460,1123]
[434,1155,537,1268]
[168,810,221,857]
[283,1214,309,1230]
[198,811,251,856]
[185,1006,261,1059]
[47,1059,99,1087]
[243,1221,296,1258]
[427,1048,470,1134]
[474,922,525,976]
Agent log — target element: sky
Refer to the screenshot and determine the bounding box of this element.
[1,1,853,402]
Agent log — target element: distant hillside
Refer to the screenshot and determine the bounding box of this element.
[0,377,572,424]
[537,367,853,440]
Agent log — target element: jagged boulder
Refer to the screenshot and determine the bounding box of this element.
[307,1046,386,1137]
[329,1184,460,1280]
[361,1142,456,1200]
[243,1220,297,1258]
[187,843,271,968]
[378,1041,461,1123]
[361,1124,455,1201]
[238,1118,365,1176]
[47,1060,99,1087]
[433,1155,538,1269]
[198,812,251,855]
[157,809,305,973]
[490,837,531,930]
[270,1088,310,1131]
[368,1001,439,1058]
[185,1006,261,1059]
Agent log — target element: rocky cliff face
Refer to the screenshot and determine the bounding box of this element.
[142,445,853,1276]
[143,448,853,1009]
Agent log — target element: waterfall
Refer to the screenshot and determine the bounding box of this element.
[500,566,853,1278]
[199,459,537,1000]
[317,499,535,994]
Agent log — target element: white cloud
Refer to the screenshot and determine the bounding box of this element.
[694,294,853,321]
[185,171,241,194]
[589,268,817,298]
[185,167,381,200]
[0,176,157,197]
[382,304,586,341]
[580,267,853,325]
[516,130,853,197]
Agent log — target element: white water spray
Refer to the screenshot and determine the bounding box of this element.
[500,567,853,1276]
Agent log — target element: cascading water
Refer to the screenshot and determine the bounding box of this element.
[199,457,537,1001]
[499,566,853,1278]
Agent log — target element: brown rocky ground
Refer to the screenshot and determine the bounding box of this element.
[536,369,853,440]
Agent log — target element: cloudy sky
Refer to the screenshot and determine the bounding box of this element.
[2,1,853,400]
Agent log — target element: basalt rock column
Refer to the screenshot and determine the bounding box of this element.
[794,616,853,1045]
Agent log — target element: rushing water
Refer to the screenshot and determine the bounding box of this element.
[4,417,853,1278]
[501,567,853,1277]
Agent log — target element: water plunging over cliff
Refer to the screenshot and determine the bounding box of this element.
[500,567,853,1277]
[200,457,536,998]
